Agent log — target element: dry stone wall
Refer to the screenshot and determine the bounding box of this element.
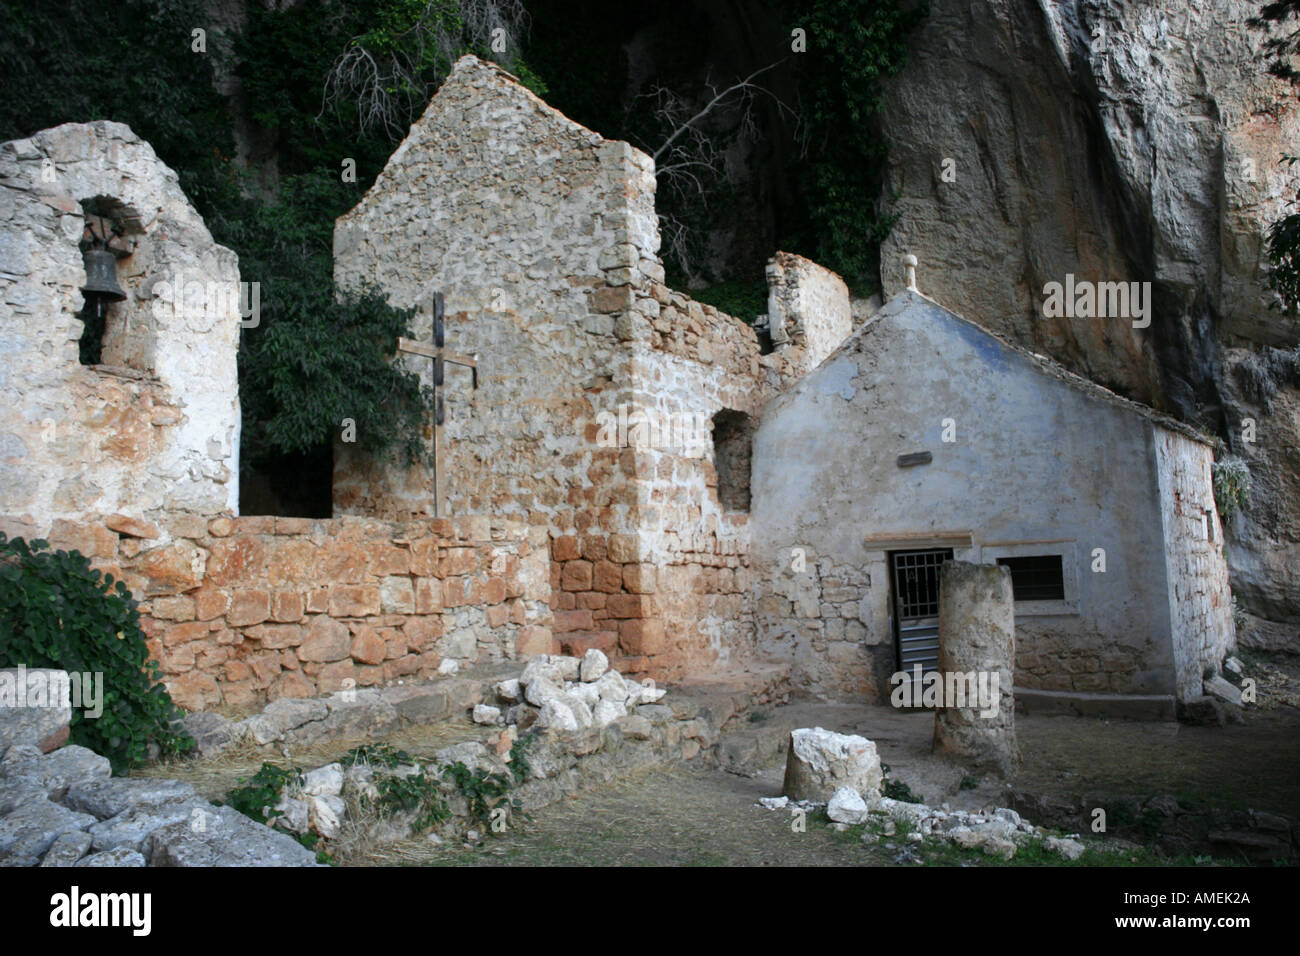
[0,121,241,535]
[32,513,550,712]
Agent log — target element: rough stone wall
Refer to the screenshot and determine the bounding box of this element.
[766,251,852,372]
[875,0,1300,639]
[752,291,1209,703]
[0,122,241,534]
[332,56,834,681]
[35,513,550,712]
[1154,430,1237,699]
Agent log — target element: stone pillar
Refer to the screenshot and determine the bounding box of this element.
[932,561,1018,775]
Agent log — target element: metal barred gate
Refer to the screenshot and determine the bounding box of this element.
[890,549,953,677]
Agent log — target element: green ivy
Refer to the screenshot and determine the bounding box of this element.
[0,533,193,773]
[782,0,929,290]
[221,762,302,827]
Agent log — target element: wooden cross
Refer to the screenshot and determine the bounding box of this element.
[396,292,478,516]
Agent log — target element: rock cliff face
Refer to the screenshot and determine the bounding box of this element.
[876,0,1300,645]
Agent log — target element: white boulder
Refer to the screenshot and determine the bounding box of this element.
[826,787,870,824]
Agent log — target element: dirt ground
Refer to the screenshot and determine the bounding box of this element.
[426,657,1300,867]
[143,655,1300,866]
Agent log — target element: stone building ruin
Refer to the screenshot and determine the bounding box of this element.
[0,57,1236,722]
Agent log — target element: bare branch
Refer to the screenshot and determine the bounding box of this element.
[651,60,786,163]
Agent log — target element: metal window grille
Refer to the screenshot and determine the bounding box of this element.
[996,555,1065,601]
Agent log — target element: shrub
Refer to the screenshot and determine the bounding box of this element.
[1211,457,1253,524]
[0,533,193,772]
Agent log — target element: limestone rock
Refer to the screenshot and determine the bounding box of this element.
[88,799,211,852]
[38,829,92,866]
[495,678,522,703]
[64,778,198,819]
[1045,835,1086,861]
[273,794,311,834]
[782,727,883,802]
[433,741,492,773]
[594,670,629,703]
[620,715,653,739]
[592,698,627,728]
[826,787,870,825]
[537,698,579,734]
[1205,675,1244,707]
[78,846,148,867]
[0,744,111,797]
[180,711,241,759]
[567,681,601,708]
[473,704,501,725]
[145,805,322,866]
[301,763,344,798]
[307,794,344,839]
[580,649,609,682]
[0,798,98,865]
[548,655,582,682]
[0,668,72,755]
[244,698,328,746]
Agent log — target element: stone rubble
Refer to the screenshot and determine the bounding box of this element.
[781,727,883,802]
[0,741,320,867]
[754,785,1086,862]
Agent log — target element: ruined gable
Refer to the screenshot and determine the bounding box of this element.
[332,56,849,680]
[0,121,241,537]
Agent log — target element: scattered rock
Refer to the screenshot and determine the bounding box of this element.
[437,659,460,676]
[1205,675,1244,707]
[495,679,521,703]
[782,727,883,803]
[592,698,626,728]
[0,668,72,754]
[0,798,98,865]
[982,836,1017,860]
[179,711,240,758]
[1045,836,1086,861]
[538,697,578,733]
[244,698,328,746]
[79,847,147,867]
[87,799,211,852]
[145,805,322,866]
[757,796,789,810]
[64,778,198,819]
[580,649,609,682]
[827,787,870,825]
[473,704,502,725]
[594,670,629,703]
[548,656,582,682]
[38,829,92,866]
[301,763,344,797]
[307,794,344,839]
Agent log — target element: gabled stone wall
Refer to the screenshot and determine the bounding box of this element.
[0,122,241,534]
[332,56,845,681]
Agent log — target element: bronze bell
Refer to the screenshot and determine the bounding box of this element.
[80,247,127,304]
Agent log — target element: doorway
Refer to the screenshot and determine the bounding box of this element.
[889,548,953,676]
